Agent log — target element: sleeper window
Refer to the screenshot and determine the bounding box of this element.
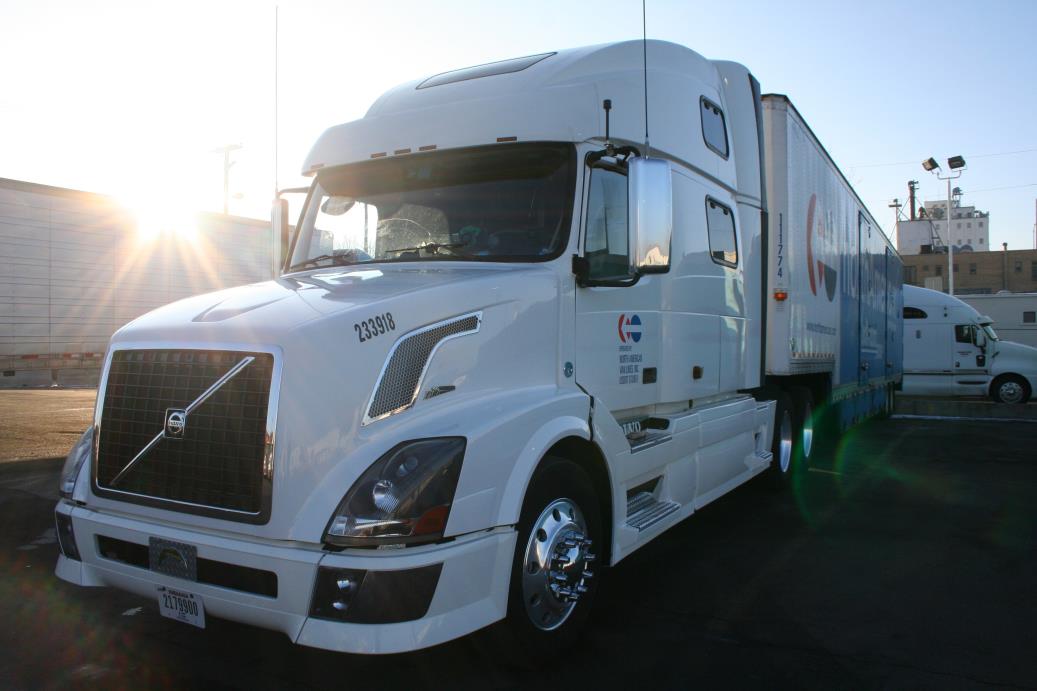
[700,98,729,158]
[705,198,737,267]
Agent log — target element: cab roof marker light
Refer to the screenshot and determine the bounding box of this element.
[394,148,412,155]
[370,152,387,159]
[418,145,437,152]
[309,163,325,170]
[774,290,788,301]
[497,136,518,143]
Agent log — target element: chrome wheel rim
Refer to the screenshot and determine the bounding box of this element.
[521,498,595,631]
[801,400,814,460]
[778,409,793,473]
[999,381,1025,404]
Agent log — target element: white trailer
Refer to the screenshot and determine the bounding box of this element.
[959,292,1037,348]
[55,41,901,655]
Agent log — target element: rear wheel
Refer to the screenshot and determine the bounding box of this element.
[789,386,815,466]
[990,374,1031,404]
[496,456,602,659]
[766,391,795,486]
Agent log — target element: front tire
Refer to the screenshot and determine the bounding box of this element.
[498,456,602,658]
[990,374,1031,404]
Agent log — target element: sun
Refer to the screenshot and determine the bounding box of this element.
[117,191,201,245]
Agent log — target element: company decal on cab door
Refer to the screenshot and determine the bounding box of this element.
[618,314,643,384]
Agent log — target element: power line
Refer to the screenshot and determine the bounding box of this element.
[851,147,1037,169]
[965,183,1037,194]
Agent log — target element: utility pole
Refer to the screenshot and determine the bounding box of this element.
[888,198,902,248]
[211,143,243,214]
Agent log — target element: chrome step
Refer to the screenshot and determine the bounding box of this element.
[625,491,680,532]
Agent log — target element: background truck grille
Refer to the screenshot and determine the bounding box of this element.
[94,350,275,521]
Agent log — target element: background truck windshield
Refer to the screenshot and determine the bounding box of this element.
[289,143,575,269]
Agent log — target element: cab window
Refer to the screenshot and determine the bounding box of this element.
[584,166,629,280]
[954,325,974,344]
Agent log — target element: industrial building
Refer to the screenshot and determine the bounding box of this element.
[900,246,1037,295]
[0,178,276,387]
[896,186,990,255]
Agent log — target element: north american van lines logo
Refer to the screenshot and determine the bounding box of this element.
[805,194,838,303]
[617,314,642,343]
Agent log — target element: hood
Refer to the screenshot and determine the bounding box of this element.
[994,338,1037,364]
[114,265,520,343]
[97,263,564,541]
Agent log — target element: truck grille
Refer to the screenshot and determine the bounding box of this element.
[94,350,275,522]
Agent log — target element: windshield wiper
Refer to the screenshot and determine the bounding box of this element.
[385,242,467,256]
[287,252,368,272]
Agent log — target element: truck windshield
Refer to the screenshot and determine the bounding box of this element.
[982,324,999,341]
[288,143,575,271]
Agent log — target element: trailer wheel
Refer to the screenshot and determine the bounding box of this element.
[789,386,815,466]
[990,374,1031,405]
[496,456,602,660]
[766,392,795,486]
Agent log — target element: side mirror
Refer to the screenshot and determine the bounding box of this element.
[271,197,289,276]
[973,328,987,349]
[628,157,672,274]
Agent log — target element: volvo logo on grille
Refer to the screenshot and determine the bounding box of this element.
[164,408,187,439]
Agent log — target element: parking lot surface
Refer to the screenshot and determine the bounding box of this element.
[0,390,1034,689]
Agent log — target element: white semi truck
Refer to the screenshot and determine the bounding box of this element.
[55,41,902,655]
[903,284,1036,403]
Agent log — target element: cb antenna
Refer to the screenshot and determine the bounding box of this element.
[642,0,650,157]
[603,99,613,155]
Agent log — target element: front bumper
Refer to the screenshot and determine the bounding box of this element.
[54,501,515,654]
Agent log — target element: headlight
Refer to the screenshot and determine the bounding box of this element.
[324,437,466,546]
[60,427,94,500]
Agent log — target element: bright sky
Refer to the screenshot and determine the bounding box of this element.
[3,0,1036,250]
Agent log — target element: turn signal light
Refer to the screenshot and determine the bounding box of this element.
[774,290,788,301]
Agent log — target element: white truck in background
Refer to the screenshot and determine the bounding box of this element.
[903,284,1036,403]
[55,40,902,655]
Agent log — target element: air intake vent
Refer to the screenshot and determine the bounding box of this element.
[365,313,481,424]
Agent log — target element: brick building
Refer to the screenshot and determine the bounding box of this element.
[901,247,1037,295]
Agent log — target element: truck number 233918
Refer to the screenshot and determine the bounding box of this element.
[354,313,396,343]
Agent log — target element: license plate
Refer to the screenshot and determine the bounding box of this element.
[157,586,206,628]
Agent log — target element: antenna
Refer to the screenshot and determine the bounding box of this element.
[642,0,650,157]
[274,4,279,198]
[603,99,613,153]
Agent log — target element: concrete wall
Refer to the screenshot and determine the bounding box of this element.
[0,178,275,387]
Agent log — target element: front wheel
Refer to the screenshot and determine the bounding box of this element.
[497,456,602,659]
[990,374,1031,404]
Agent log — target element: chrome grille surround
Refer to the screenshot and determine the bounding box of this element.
[91,343,282,524]
[364,312,482,425]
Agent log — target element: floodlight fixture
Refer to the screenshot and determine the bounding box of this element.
[947,155,966,170]
[922,157,939,172]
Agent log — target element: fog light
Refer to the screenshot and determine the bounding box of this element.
[55,510,80,561]
[310,566,366,622]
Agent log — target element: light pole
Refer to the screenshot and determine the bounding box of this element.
[212,143,243,214]
[922,155,966,295]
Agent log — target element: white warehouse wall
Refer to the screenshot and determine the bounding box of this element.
[0,179,276,387]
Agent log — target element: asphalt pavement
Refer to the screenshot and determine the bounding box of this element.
[0,391,1035,689]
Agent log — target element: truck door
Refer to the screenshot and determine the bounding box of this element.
[951,324,990,395]
[574,162,663,416]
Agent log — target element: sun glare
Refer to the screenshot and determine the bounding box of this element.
[118,194,200,245]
